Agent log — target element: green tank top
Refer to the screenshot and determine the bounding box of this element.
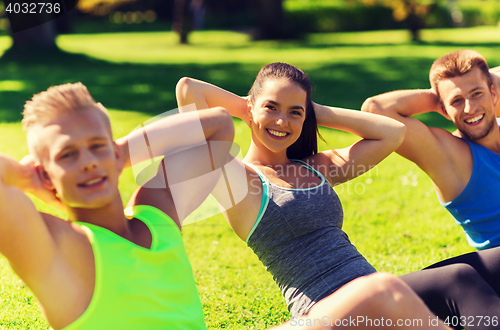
[63,205,207,330]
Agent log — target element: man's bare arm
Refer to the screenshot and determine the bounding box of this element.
[490,67,500,117]
[361,89,447,163]
[0,153,57,283]
[361,89,470,202]
[362,89,443,118]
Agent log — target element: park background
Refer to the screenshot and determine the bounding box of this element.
[0,0,499,328]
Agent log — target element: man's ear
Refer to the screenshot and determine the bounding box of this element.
[113,141,124,174]
[37,165,54,190]
[491,84,499,112]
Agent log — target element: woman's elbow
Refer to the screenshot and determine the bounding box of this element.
[175,77,194,101]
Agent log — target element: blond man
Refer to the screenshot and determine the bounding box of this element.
[0,82,234,329]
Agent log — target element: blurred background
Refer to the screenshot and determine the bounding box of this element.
[2,0,499,44]
[0,0,498,124]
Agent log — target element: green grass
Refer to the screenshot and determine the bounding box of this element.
[0,27,494,328]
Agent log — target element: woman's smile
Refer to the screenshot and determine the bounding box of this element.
[267,128,290,138]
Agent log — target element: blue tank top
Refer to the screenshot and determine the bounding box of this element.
[246,160,376,317]
[440,139,500,250]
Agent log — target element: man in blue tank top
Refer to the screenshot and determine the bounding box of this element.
[362,49,500,250]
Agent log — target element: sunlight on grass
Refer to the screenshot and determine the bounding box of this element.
[307,26,500,46]
[420,26,500,44]
[0,35,12,56]
[0,80,26,92]
[307,29,414,45]
[57,27,500,67]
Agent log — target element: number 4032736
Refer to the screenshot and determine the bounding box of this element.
[5,2,61,14]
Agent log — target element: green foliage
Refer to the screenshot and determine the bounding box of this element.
[285,1,405,33]
[459,0,500,26]
[0,28,498,328]
[284,0,500,33]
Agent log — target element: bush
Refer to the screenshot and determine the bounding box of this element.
[459,1,500,26]
[283,0,500,33]
[285,2,405,33]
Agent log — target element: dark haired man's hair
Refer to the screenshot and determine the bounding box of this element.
[430,49,492,99]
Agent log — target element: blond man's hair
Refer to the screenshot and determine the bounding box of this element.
[22,82,110,131]
[430,49,492,100]
[22,82,112,159]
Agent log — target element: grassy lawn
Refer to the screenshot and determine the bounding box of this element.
[1,26,497,329]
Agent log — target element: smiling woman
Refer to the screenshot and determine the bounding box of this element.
[247,62,318,161]
[249,79,307,158]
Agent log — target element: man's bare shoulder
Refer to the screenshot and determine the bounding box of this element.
[23,213,94,277]
[425,126,473,202]
[428,126,470,151]
[428,126,455,138]
[40,213,94,280]
[36,212,94,282]
[40,213,91,249]
[26,214,95,330]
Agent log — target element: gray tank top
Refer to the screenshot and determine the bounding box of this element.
[246,160,376,317]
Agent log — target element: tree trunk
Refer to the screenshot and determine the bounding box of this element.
[407,13,422,41]
[255,0,284,40]
[11,19,57,49]
[173,0,191,44]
